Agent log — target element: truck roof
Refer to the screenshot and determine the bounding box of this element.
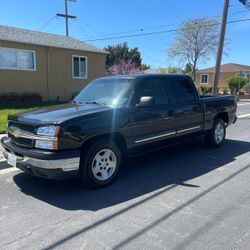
[98,73,189,81]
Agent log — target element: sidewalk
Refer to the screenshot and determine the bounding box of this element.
[239,99,250,102]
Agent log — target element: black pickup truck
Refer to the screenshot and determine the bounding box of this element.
[1,74,237,187]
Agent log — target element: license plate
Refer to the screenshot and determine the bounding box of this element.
[7,153,17,167]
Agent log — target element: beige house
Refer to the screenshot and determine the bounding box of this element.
[0,25,107,101]
[196,63,250,94]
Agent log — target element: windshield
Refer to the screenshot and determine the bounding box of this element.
[74,77,135,106]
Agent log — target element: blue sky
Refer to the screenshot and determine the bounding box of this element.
[1,0,249,69]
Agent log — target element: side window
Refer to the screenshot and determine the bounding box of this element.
[170,77,197,103]
[136,78,169,105]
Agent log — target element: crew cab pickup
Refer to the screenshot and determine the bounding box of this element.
[1,74,237,187]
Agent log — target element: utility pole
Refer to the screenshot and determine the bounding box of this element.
[57,0,76,36]
[213,0,229,95]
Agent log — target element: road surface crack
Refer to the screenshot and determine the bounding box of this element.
[0,226,42,248]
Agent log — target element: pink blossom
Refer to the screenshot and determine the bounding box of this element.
[109,59,141,75]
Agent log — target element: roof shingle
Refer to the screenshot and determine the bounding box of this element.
[0,25,107,54]
[197,63,250,73]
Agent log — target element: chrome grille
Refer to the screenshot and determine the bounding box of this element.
[7,121,36,148]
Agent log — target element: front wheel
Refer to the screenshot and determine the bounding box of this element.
[205,118,226,148]
[79,138,122,187]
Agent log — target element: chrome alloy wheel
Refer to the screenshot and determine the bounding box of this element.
[91,149,117,181]
[214,123,224,144]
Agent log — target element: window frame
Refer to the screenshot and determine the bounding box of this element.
[0,46,36,71]
[168,76,198,104]
[200,74,209,84]
[72,55,88,79]
[133,77,170,106]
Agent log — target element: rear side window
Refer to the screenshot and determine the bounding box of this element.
[136,78,169,105]
[170,77,197,103]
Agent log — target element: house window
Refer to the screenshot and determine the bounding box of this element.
[0,47,36,71]
[72,56,87,78]
[200,74,208,84]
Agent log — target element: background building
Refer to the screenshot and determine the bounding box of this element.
[196,63,250,94]
[0,25,107,101]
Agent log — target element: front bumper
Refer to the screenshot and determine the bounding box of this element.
[1,137,80,180]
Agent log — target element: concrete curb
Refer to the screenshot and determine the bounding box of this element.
[239,99,250,102]
[0,134,6,139]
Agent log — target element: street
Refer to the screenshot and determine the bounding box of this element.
[1,103,250,250]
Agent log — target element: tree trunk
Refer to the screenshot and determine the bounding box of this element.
[192,60,197,83]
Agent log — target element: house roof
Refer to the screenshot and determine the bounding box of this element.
[197,63,250,73]
[0,25,107,54]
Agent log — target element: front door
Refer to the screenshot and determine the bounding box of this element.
[127,77,176,147]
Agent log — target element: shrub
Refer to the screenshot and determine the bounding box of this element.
[0,92,42,104]
[199,86,213,95]
[228,75,248,94]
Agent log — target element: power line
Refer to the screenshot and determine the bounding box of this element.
[80,23,175,41]
[75,19,91,39]
[83,17,250,42]
[39,15,56,31]
[75,4,248,42]
[79,10,248,42]
[160,0,189,18]
[77,18,105,36]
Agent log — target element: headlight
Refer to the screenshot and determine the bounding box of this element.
[35,126,60,150]
[36,126,60,137]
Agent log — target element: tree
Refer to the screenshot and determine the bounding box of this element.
[104,43,149,72]
[159,68,167,74]
[169,17,219,82]
[167,66,179,73]
[183,63,192,75]
[228,75,248,95]
[109,59,140,75]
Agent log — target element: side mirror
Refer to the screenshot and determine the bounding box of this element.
[136,96,155,107]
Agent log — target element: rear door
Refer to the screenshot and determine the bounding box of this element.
[168,76,203,136]
[127,77,176,146]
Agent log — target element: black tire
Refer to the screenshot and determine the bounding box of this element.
[79,138,122,188]
[205,118,226,148]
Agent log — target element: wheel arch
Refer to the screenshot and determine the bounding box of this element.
[80,132,127,155]
[214,112,229,126]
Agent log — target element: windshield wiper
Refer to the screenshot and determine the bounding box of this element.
[84,101,107,106]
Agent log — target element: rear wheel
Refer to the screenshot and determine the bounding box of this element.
[205,118,226,148]
[79,138,122,187]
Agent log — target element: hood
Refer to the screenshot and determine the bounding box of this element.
[8,102,112,125]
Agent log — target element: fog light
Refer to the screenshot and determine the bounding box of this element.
[35,140,58,150]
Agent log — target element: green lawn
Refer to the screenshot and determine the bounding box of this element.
[0,102,66,133]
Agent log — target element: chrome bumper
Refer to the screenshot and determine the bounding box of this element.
[1,137,80,173]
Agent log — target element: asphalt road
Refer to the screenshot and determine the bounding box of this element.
[1,103,250,250]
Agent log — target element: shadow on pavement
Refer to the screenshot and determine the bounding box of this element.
[13,138,250,211]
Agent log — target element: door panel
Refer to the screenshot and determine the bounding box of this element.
[128,105,176,145]
[126,77,176,147]
[174,102,203,135]
[167,76,203,136]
